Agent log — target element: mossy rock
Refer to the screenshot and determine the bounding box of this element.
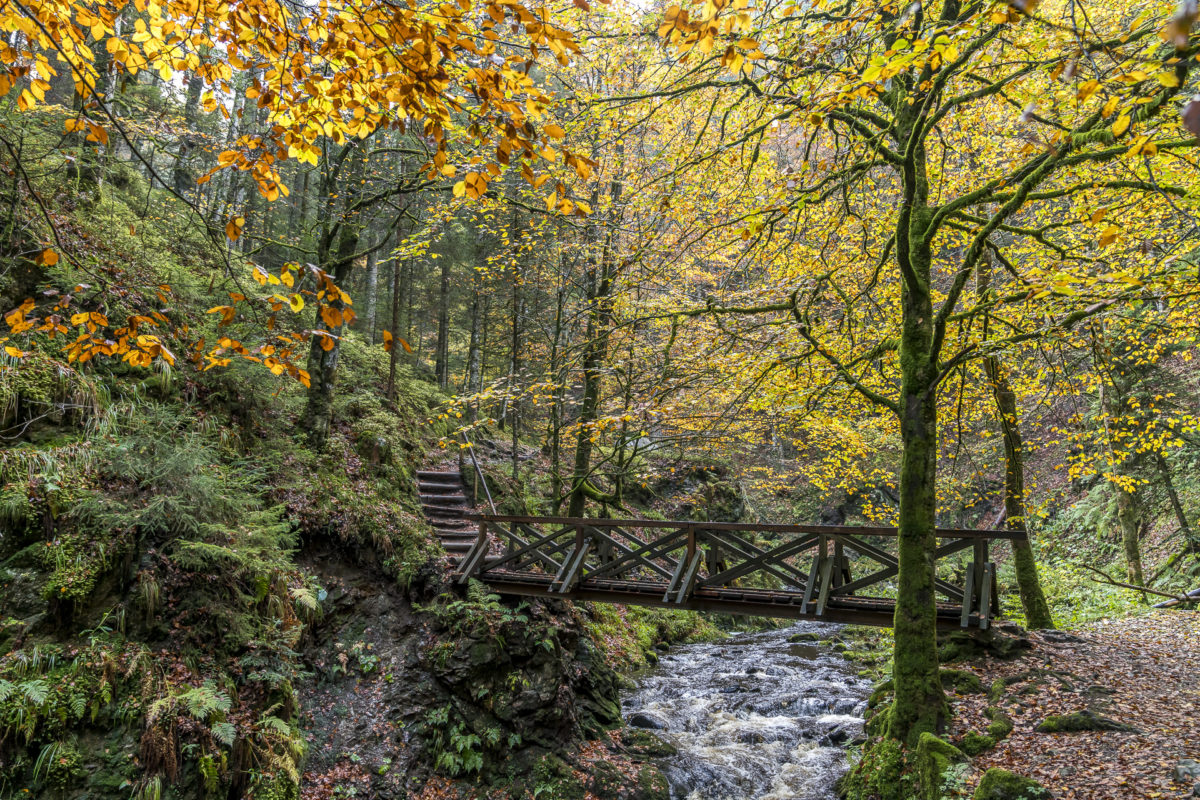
[788,631,820,642]
[622,729,677,758]
[526,753,587,800]
[1034,709,1138,734]
[940,668,984,694]
[914,732,966,800]
[959,730,995,757]
[959,706,1015,756]
[840,737,909,800]
[985,708,1014,740]
[867,679,894,709]
[973,768,1049,799]
[864,702,891,737]
[636,765,670,800]
[939,630,1031,663]
[588,759,629,800]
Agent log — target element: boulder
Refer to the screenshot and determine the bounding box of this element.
[1035,709,1139,734]
[940,668,984,694]
[914,732,966,800]
[1175,759,1200,782]
[973,768,1049,800]
[622,729,677,758]
[628,712,669,731]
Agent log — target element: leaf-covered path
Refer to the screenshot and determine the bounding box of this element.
[949,610,1200,799]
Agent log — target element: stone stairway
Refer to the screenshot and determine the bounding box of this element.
[416,469,477,561]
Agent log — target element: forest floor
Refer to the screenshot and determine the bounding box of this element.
[949,609,1200,799]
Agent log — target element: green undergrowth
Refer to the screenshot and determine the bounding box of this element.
[582,602,724,672]
[0,168,450,797]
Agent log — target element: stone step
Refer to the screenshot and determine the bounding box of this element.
[416,470,460,483]
[418,494,467,505]
[441,541,474,553]
[423,505,466,518]
[417,481,461,494]
[437,531,478,540]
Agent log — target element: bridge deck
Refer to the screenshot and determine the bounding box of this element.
[452,514,1023,629]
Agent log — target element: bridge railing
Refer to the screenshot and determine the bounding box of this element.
[455,514,1027,629]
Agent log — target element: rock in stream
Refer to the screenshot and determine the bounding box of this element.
[622,623,871,800]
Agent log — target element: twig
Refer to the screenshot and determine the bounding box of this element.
[1081,564,1194,603]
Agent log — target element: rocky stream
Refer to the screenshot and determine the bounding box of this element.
[622,623,872,800]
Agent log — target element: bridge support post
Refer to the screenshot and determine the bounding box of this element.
[833,540,852,590]
[456,520,491,585]
[817,536,835,616]
[959,540,998,628]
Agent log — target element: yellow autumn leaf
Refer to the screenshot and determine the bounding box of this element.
[225,216,245,241]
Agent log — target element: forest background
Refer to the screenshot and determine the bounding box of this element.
[1,0,1200,797]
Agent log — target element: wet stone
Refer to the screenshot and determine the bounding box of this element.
[1175,759,1200,782]
[629,712,669,731]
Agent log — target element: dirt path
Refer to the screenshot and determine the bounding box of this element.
[949,610,1200,799]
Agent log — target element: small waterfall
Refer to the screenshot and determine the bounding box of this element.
[622,623,871,800]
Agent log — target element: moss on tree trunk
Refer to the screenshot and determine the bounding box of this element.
[887,226,948,747]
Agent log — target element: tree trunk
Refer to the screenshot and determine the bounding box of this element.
[387,257,403,401]
[301,143,365,448]
[407,262,421,367]
[364,244,380,345]
[886,123,946,745]
[888,271,948,746]
[548,277,566,495]
[435,256,450,390]
[567,145,622,518]
[1116,488,1146,588]
[1156,453,1199,555]
[510,275,522,479]
[986,360,1055,628]
[977,255,1054,629]
[172,68,204,197]
[465,270,483,410]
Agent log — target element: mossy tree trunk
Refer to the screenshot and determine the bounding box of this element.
[302,141,365,448]
[987,361,1055,628]
[978,255,1054,629]
[887,194,949,747]
[566,140,623,518]
[1116,487,1146,588]
[1155,453,1199,556]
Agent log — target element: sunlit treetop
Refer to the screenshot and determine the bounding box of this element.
[1,0,597,198]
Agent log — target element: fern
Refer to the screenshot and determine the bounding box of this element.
[21,679,49,705]
[211,721,236,747]
[176,682,232,723]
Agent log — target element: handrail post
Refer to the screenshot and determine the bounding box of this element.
[459,431,497,515]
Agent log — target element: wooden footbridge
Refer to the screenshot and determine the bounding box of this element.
[416,468,1020,630]
[452,514,1021,630]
